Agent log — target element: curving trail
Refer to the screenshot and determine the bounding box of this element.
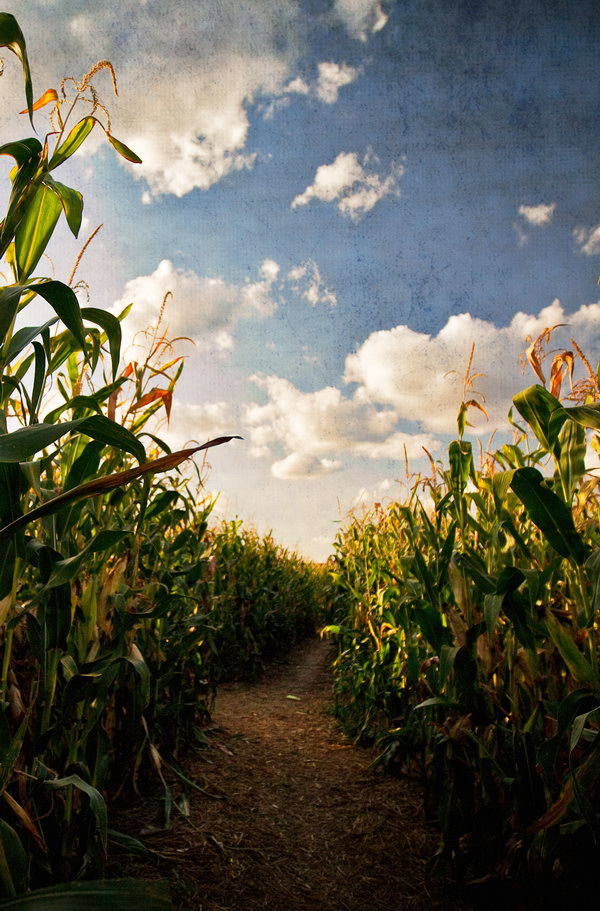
[117,638,470,910]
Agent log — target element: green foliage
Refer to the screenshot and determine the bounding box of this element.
[0,14,329,906]
[329,375,600,890]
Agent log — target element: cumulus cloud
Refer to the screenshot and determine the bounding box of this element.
[344,300,600,434]
[333,0,390,40]
[113,258,279,356]
[518,203,556,226]
[353,478,392,507]
[244,374,439,479]
[574,225,600,256]
[291,151,403,220]
[315,62,361,103]
[287,260,337,307]
[15,2,303,198]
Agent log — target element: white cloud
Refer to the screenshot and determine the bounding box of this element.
[518,203,556,226]
[113,257,279,356]
[292,151,403,220]
[574,225,600,256]
[287,260,337,307]
[272,453,342,480]
[333,0,390,41]
[244,374,439,480]
[15,1,303,199]
[315,62,360,103]
[344,300,600,434]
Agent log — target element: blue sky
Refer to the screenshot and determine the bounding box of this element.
[3,0,600,558]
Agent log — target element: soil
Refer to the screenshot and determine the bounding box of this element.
[111,637,472,910]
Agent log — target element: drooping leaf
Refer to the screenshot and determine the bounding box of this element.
[510,466,586,564]
[44,775,107,851]
[0,436,242,540]
[81,307,122,380]
[0,415,144,463]
[46,178,83,237]
[544,610,598,690]
[19,87,57,114]
[5,318,58,361]
[0,13,33,125]
[513,385,566,451]
[105,132,142,164]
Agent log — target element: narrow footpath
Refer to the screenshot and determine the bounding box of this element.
[118,638,470,910]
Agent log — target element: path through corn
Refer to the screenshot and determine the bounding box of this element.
[118,638,470,910]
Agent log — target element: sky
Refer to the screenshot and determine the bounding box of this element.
[2,0,600,559]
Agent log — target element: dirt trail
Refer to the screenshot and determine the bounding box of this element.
[117,638,469,910]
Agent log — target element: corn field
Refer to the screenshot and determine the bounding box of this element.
[0,17,330,908]
[327,343,600,891]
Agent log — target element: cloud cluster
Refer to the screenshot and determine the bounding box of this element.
[333,0,391,41]
[292,151,404,220]
[344,300,600,434]
[244,374,439,479]
[287,260,337,307]
[241,297,600,481]
[15,2,391,199]
[518,203,556,226]
[574,224,600,256]
[113,258,279,356]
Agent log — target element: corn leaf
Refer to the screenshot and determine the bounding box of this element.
[0,13,33,126]
[510,467,586,564]
[0,879,173,910]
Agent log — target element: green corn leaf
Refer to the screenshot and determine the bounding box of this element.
[0,286,25,350]
[0,13,33,125]
[48,116,95,170]
[0,415,143,463]
[45,775,107,851]
[510,466,586,564]
[105,132,142,164]
[585,549,600,614]
[513,384,565,451]
[81,307,122,380]
[13,183,63,282]
[555,417,586,503]
[0,435,241,540]
[46,178,83,237]
[564,402,600,431]
[30,281,86,350]
[544,610,598,689]
[5,318,58,361]
[448,438,473,492]
[0,818,27,899]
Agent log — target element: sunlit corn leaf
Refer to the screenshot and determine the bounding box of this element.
[131,387,172,420]
[13,184,62,282]
[510,466,586,564]
[18,87,57,115]
[46,178,83,237]
[104,132,142,164]
[81,308,122,380]
[48,116,95,170]
[0,879,173,910]
[564,401,600,431]
[0,13,33,125]
[513,384,566,451]
[5,318,58,362]
[0,436,241,540]
[0,415,144,463]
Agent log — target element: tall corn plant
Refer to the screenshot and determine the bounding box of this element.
[328,343,600,890]
[0,15,240,904]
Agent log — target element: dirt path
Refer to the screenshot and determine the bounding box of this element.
[116,638,469,910]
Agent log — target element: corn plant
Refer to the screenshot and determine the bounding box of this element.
[328,340,600,892]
